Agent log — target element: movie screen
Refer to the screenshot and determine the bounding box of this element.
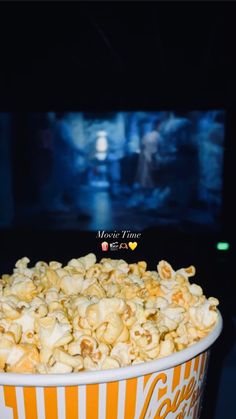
[0,111,225,232]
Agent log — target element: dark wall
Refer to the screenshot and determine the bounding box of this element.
[0,1,235,110]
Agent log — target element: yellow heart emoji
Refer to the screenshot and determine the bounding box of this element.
[128,242,138,250]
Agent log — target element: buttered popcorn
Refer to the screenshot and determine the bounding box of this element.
[0,254,219,373]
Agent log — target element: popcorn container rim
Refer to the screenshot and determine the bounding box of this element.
[0,310,222,387]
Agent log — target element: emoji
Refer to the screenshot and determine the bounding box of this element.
[110,242,119,251]
[101,241,109,251]
[128,242,138,250]
[119,243,129,249]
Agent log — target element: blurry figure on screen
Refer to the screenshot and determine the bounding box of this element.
[121,130,140,194]
[107,145,123,197]
[158,113,197,214]
[135,130,159,194]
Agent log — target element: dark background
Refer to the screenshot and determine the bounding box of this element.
[0,2,236,418]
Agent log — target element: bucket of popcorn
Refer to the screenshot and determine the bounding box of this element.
[0,254,222,419]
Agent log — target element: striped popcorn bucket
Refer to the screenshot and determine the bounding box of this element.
[0,313,222,419]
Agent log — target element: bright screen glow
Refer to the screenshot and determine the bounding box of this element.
[0,111,225,232]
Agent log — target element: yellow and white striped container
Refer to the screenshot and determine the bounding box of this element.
[0,313,222,419]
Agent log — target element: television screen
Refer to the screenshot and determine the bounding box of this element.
[0,110,225,233]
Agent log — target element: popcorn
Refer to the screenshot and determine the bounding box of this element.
[159,339,175,358]
[6,344,39,373]
[100,258,129,274]
[47,362,73,374]
[14,257,32,276]
[100,356,120,370]
[86,298,126,329]
[95,312,129,344]
[83,355,120,371]
[44,269,61,289]
[8,323,22,343]
[37,317,72,348]
[189,298,219,330]
[53,348,83,369]
[0,333,15,371]
[157,260,175,280]
[5,275,37,302]
[68,253,96,273]
[130,321,160,360]
[14,311,35,333]
[83,282,106,299]
[60,274,84,296]
[0,298,21,320]
[0,254,219,373]
[68,335,97,356]
[111,342,136,366]
[188,283,203,297]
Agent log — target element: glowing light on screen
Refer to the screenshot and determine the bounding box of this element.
[216,242,230,251]
[96,130,108,160]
